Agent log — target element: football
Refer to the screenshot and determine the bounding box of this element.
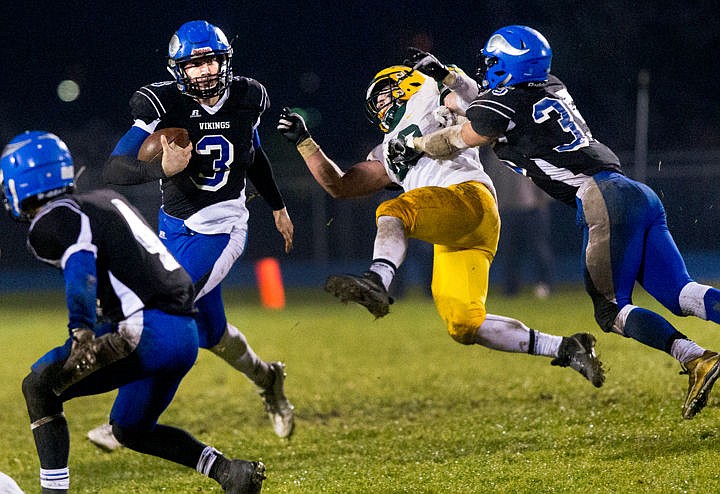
[137,128,190,163]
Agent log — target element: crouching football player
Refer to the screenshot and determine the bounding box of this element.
[1,131,265,493]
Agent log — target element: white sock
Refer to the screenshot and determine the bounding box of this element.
[369,216,407,291]
[197,446,221,477]
[679,282,709,319]
[210,324,272,388]
[670,338,706,364]
[369,261,396,291]
[534,332,564,358]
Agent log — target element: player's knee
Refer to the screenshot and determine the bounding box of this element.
[376,200,413,228]
[112,423,143,449]
[448,322,478,345]
[594,302,620,333]
[442,306,486,345]
[22,371,60,422]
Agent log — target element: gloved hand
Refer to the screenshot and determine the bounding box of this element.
[68,328,97,372]
[53,328,133,396]
[385,136,423,167]
[386,137,410,163]
[404,47,450,82]
[277,107,311,145]
[432,106,458,128]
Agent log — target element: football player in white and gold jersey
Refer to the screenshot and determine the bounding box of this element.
[278,60,604,388]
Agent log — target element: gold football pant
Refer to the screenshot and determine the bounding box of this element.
[376,181,500,344]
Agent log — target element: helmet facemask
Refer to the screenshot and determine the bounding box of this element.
[364,66,425,133]
[173,53,231,100]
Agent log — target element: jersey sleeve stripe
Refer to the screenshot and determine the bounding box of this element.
[135,87,166,119]
[469,99,515,120]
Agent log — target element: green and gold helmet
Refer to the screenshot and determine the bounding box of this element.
[365,65,425,133]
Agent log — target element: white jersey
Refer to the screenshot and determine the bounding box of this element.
[367,78,496,198]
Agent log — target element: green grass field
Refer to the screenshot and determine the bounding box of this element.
[2,285,720,493]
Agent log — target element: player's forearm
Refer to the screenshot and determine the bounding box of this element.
[64,251,98,331]
[412,122,494,157]
[247,147,285,210]
[442,71,479,112]
[103,154,165,185]
[302,148,350,198]
[411,124,469,158]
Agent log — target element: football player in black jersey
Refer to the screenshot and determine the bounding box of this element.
[1,131,265,493]
[98,20,294,447]
[398,25,720,420]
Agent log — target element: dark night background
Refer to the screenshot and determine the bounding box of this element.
[1,1,719,290]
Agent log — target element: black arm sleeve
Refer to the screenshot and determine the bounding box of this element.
[102,155,166,185]
[246,147,285,210]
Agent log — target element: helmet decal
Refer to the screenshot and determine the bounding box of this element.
[485,34,530,56]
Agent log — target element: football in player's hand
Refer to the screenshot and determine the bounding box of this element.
[137,128,190,163]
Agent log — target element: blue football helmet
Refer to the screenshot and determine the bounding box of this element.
[0,131,75,220]
[477,25,552,89]
[167,20,233,99]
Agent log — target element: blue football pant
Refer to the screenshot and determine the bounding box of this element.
[576,170,713,351]
[158,210,247,349]
[29,309,198,430]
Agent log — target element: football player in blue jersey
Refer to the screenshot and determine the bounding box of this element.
[1,131,265,493]
[96,20,295,448]
[398,25,720,419]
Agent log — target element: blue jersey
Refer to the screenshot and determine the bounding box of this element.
[466,75,622,206]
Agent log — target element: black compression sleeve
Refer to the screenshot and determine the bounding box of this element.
[102,154,166,185]
[246,147,285,210]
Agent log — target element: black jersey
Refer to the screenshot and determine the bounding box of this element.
[130,76,270,218]
[28,189,195,322]
[465,75,622,206]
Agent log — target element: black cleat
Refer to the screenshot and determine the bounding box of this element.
[218,460,266,494]
[324,271,393,318]
[551,333,605,388]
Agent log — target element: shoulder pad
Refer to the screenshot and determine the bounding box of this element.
[29,199,82,264]
[230,76,270,112]
[129,81,182,123]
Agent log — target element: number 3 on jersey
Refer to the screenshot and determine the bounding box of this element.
[191,134,234,191]
[533,88,592,152]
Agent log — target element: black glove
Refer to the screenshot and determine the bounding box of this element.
[385,137,423,169]
[52,328,133,396]
[386,138,411,163]
[277,107,311,145]
[403,47,450,82]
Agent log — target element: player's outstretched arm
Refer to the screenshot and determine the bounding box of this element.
[419,122,495,157]
[277,107,390,198]
[404,47,479,108]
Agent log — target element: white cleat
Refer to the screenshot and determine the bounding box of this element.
[87,423,122,452]
[258,362,295,438]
